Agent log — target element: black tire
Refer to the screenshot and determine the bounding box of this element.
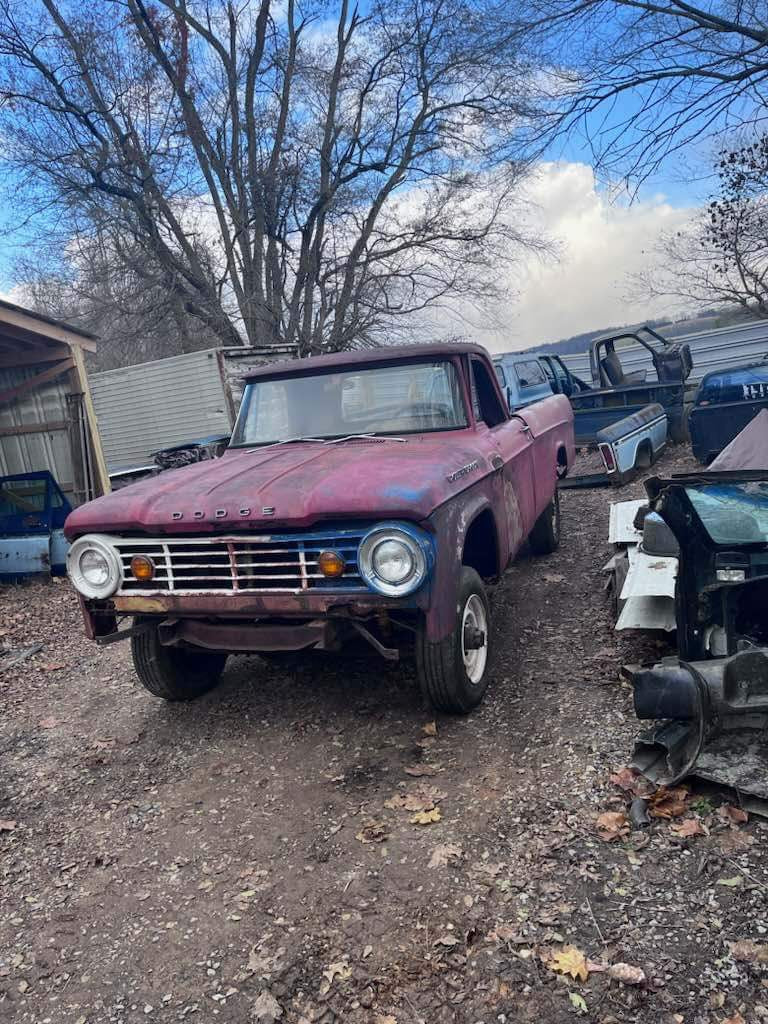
[416,567,492,714]
[130,620,227,701]
[528,489,561,555]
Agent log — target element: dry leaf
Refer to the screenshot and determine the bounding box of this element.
[410,808,442,825]
[374,1016,398,1024]
[41,662,65,672]
[383,794,408,810]
[404,764,440,777]
[709,992,726,1008]
[549,946,589,982]
[355,820,389,844]
[721,1014,746,1024]
[607,963,646,986]
[720,805,749,825]
[717,876,743,888]
[0,819,17,832]
[39,716,60,729]
[569,992,588,1014]
[433,933,459,947]
[320,960,351,994]
[422,721,437,737]
[728,939,768,963]
[648,786,689,819]
[671,818,706,838]
[596,811,630,842]
[428,843,462,868]
[609,767,640,792]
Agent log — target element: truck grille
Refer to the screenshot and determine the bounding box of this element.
[113,530,367,594]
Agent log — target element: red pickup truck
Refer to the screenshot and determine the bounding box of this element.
[65,343,574,713]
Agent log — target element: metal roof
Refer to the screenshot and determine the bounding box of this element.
[242,342,489,381]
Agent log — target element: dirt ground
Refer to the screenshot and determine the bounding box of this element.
[2,444,768,1024]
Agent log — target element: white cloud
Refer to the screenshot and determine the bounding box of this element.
[451,161,696,353]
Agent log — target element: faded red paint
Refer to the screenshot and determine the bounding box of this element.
[66,345,575,649]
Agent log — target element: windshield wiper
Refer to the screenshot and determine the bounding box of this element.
[247,436,326,452]
[322,433,406,445]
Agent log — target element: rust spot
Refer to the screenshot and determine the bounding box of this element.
[114,596,168,613]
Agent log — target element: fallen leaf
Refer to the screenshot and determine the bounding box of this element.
[410,808,442,825]
[728,939,768,963]
[607,963,646,986]
[709,992,726,1009]
[720,805,749,825]
[595,811,630,842]
[404,764,441,777]
[717,876,744,888]
[383,794,408,810]
[721,1014,746,1024]
[355,820,389,844]
[320,960,351,994]
[569,992,588,1014]
[422,721,437,737]
[648,786,689,819]
[38,716,60,729]
[433,933,459,947]
[0,819,17,832]
[609,767,640,792]
[18,979,29,993]
[41,662,65,672]
[428,843,462,868]
[251,989,284,1021]
[671,818,706,838]
[549,946,589,982]
[374,1016,398,1024]
[362,944,373,960]
[542,572,565,584]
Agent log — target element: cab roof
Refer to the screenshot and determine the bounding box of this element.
[242,342,490,381]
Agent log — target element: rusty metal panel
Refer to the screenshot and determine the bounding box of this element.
[0,366,75,503]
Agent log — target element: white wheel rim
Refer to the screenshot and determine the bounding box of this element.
[461,593,488,684]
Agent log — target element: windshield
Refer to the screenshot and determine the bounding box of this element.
[231,360,468,446]
[686,483,768,544]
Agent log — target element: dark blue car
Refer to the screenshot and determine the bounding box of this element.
[689,356,768,463]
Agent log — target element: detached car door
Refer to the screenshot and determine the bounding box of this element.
[468,356,537,559]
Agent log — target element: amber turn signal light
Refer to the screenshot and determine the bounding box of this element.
[318,550,345,578]
[130,555,156,581]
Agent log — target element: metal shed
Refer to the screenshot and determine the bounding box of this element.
[0,299,109,505]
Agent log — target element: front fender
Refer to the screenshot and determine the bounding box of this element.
[424,488,498,643]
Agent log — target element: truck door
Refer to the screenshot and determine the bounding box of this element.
[469,357,537,558]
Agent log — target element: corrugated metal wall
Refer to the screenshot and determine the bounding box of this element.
[90,349,232,470]
[556,320,768,381]
[0,366,76,501]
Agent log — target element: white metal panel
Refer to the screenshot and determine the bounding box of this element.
[616,595,677,631]
[91,349,231,470]
[608,499,646,544]
[620,549,677,600]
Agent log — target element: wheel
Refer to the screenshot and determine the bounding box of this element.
[130,619,227,701]
[416,567,492,714]
[528,490,561,555]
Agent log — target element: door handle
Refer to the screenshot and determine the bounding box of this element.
[491,454,504,472]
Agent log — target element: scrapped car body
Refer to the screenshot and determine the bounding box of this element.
[492,354,553,411]
[688,355,768,463]
[624,413,768,796]
[0,471,71,581]
[64,343,575,714]
[561,403,668,490]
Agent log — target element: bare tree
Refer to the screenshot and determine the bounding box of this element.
[522,0,768,183]
[634,134,768,318]
[0,0,542,358]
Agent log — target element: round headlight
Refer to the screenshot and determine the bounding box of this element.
[358,525,432,597]
[66,536,122,600]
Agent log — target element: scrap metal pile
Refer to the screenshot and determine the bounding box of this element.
[608,410,768,805]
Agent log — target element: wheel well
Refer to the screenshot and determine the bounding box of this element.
[635,439,653,470]
[462,509,500,580]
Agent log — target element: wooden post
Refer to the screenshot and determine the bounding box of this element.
[70,343,111,496]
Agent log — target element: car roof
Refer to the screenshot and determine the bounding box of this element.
[242,342,491,381]
[701,358,768,383]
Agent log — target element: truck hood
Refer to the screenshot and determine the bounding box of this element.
[65,434,491,537]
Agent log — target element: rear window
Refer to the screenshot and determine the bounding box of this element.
[698,367,768,405]
[514,360,546,387]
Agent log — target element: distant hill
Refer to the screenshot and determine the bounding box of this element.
[513,307,761,358]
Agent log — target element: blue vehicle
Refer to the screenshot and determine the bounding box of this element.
[493,354,553,411]
[689,356,768,463]
[0,471,71,581]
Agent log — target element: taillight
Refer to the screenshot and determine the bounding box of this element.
[599,442,616,472]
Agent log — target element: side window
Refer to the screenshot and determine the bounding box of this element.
[471,359,507,428]
[540,359,555,385]
[514,360,546,387]
[494,364,506,387]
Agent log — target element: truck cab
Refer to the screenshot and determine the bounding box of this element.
[492,354,553,411]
